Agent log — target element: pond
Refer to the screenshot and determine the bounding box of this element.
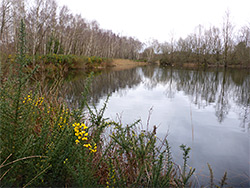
[62,65,250,186]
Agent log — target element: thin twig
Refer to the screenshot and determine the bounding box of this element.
[190,103,194,141]
[0,166,13,181]
[146,107,153,131]
[1,153,12,166]
[0,155,47,168]
[157,129,169,152]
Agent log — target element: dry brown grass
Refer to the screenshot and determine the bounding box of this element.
[109,59,148,71]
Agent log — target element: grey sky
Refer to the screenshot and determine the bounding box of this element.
[56,0,250,43]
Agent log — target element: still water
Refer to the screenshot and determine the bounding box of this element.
[63,65,250,186]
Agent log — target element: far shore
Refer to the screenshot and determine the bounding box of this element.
[106,59,148,71]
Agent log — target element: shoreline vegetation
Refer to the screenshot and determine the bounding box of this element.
[0,20,233,188]
[1,53,149,81]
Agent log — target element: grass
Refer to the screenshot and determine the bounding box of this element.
[0,19,231,188]
[110,59,148,71]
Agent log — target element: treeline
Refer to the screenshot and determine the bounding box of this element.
[0,0,142,59]
[144,11,250,68]
[1,1,249,68]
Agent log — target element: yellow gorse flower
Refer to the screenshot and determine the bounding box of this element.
[63,158,68,164]
[89,143,97,153]
[72,122,88,144]
[22,94,44,106]
[72,122,97,153]
[57,109,69,129]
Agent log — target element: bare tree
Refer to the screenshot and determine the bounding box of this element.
[222,9,234,67]
[0,0,11,42]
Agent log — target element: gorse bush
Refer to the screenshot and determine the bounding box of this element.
[0,19,108,187]
[4,53,111,76]
[87,56,107,64]
[6,53,77,66]
[38,54,77,65]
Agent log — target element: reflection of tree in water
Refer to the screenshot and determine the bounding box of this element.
[60,66,249,130]
[58,70,92,108]
[175,69,221,109]
[90,68,141,103]
[142,67,222,108]
[141,65,161,89]
[60,68,142,108]
[215,70,230,123]
[230,70,250,132]
[239,107,250,132]
[141,66,177,98]
[141,66,249,127]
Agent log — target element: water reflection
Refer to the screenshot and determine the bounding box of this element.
[141,66,249,130]
[90,68,142,103]
[62,66,250,131]
[61,65,249,186]
[60,68,142,108]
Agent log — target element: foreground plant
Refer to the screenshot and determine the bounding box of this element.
[0,19,99,187]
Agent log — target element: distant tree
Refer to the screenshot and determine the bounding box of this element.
[222,9,234,67]
[210,26,222,64]
[0,0,11,42]
[234,25,250,66]
[0,0,26,53]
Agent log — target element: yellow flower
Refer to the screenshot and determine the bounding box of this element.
[75,139,80,144]
[63,158,68,164]
[73,122,89,145]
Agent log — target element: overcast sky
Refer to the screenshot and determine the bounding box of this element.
[56,0,250,43]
